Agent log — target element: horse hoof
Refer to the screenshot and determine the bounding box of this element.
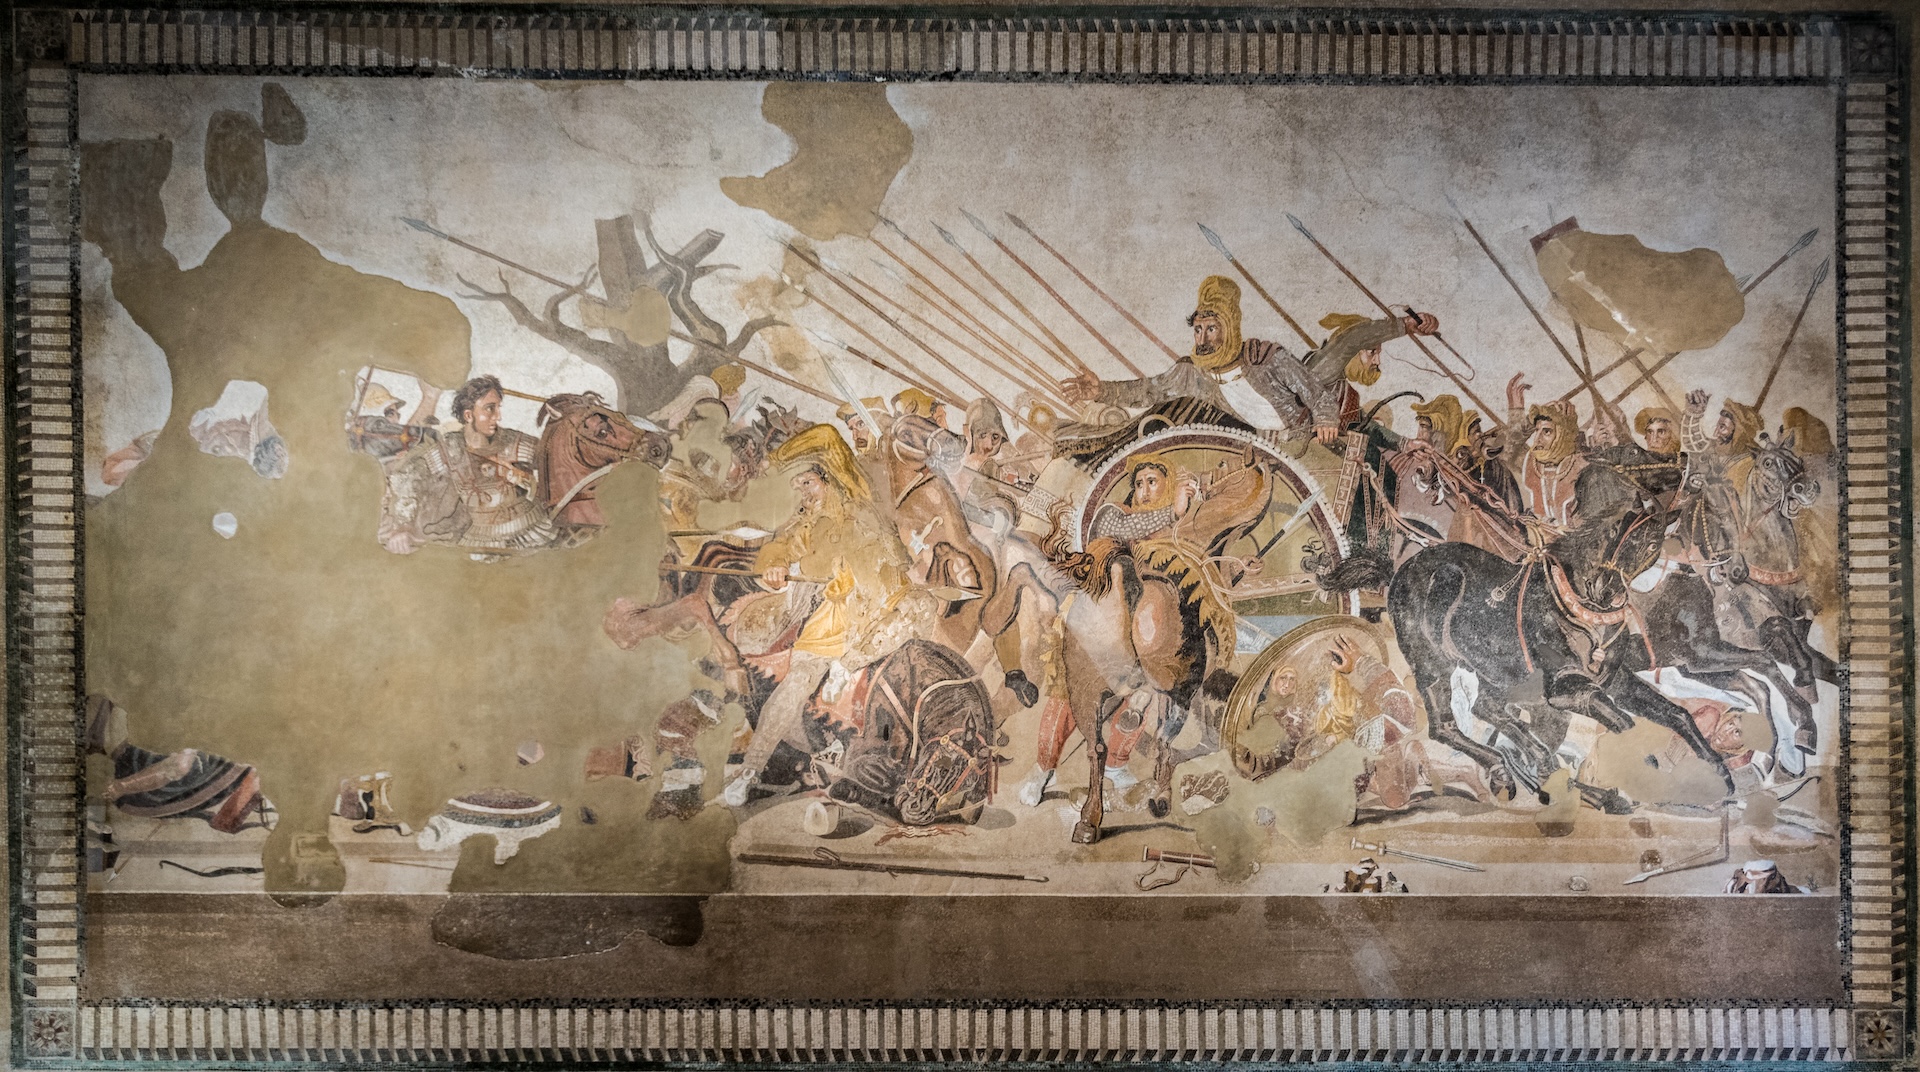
[1002,670,1040,708]
[1071,822,1100,845]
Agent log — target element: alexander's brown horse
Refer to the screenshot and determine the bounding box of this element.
[536,392,671,528]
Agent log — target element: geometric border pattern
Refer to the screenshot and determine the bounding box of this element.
[65,1003,1870,1063]
[7,5,1911,1066]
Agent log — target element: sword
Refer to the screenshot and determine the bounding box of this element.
[1254,490,1325,557]
[1349,837,1485,872]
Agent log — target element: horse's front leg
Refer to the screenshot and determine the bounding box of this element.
[1598,669,1737,794]
[1072,689,1113,845]
[1419,675,1514,800]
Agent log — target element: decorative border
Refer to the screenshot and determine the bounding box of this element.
[6,6,1909,1066]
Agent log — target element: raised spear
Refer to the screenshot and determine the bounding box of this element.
[874,217,1084,380]
[1284,213,1501,425]
[728,353,843,406]
[1005,213,1184,364]
[1197,223,1316,349]
[870,258,1067,399]
[788,285,959,406]
[1742,228,1819,295]
[964,210,1147,377]
[1754,257,1831,410]
[786,243,1013,408]
[1452,208,1607,412]
[838,260,1070,408]
[935,222,1097,379]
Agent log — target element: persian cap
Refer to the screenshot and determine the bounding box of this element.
[892,387,941,419]
[768,422,872,504]
[1720,400,1764,454]
[1526,399,1582,464]
[1190,275,1245,373]
[1411,395,1466,452]
[1634,406,1678,437]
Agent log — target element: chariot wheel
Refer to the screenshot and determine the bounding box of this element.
[1070,425,1358,618]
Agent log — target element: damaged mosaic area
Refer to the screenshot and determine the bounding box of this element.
[78,75,1842,927]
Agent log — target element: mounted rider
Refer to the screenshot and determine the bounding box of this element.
[721,424,928,806]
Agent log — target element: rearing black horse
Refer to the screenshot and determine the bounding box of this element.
[1387,451,1737,798]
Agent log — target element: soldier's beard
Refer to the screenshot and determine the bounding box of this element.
[1345,354,1383,387]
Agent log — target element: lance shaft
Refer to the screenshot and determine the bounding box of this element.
[1008,213,1183,363]
[1198,224,1317,349]
[788,244,1010,408]
[845,268,1070,409]
[970,211,1147,377]
[869,246,1063,393]
[1743,228,1819,295]
[1287,215,1501,425]
[876,264,1069,404]
[1755,258,1831,411]
[1458,216,1606,412]
[730,354,842,406]
[800,287,957,405]
[876,221,1084,380]
[939,224,1096,379]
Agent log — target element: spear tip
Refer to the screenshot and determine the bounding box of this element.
[400,216,436,234]
[1004,212,1033,235]
[959,208,992,238]
[1793,227,1819,250]
[1812,256,1831,284]
[933,223,964,250]
[1285,213,1313,240]
[1197,222,1231,258]
[873,214,907,239]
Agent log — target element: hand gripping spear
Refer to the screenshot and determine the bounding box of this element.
[1285,214,1502,425]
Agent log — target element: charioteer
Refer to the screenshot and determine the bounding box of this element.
[1059,275,1440,445]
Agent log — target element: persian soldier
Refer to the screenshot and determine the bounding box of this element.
[1060,276,1439,442]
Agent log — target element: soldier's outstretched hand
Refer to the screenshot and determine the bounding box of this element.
[1506,373,1531,411]
[1315,424,1341,446]
[1685,389,1710,415]
[1061,372,1101,405]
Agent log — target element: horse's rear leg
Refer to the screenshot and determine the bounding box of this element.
[1419,676,1513,798]
[1600,670,1736,793]
[1072,691,1112,845]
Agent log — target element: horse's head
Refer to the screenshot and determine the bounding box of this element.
[1754,431,1817,520]
[541,393,671,470]
[1556,507,1668,614]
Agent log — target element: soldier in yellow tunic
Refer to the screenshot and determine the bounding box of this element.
[721,425,923,806]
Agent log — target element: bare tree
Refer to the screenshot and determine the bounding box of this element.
[460,213,778,412]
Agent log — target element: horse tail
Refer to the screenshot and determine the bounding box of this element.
[1415,558,1471,662]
